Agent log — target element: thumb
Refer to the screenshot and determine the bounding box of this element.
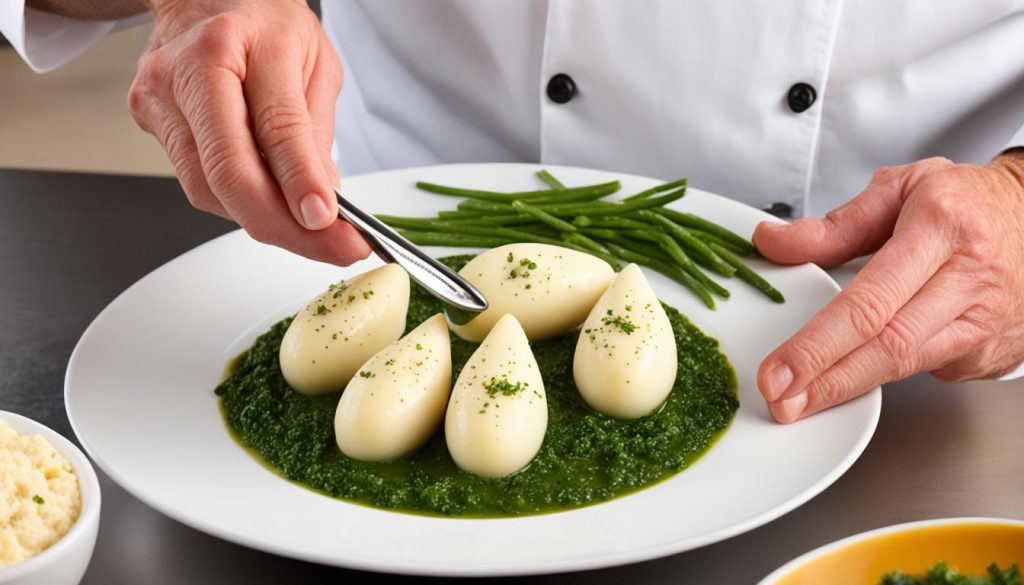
[753,169,907,267]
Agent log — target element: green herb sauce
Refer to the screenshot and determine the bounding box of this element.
[216,255,738,517]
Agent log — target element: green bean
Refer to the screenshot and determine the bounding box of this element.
[562,232,610,254]
[602,242,715,310]
[571,216,651,230]
[552,234,620,269]
[622,231,730,299]
[416,181,549,202]
[437,209,492,220]
[418,180,620,203]
[445,215,539,227]
[708,243,785,303]
[528,189,617,205]
[399,226,598,262]
[639,211,736,277]
[511,200,577,232]
[536,169,566,190]
[457,199,516,214]
[655,208,754,254]
[399,231,515,248]
[541,188,686,217]
[686,229,751,256]
[622,178,687,202]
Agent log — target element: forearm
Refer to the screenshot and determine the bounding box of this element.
[26,0,150,20]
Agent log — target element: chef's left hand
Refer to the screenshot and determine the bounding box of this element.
[752,151,1024,423]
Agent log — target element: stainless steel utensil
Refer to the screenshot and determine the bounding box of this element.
[335,189,488,324]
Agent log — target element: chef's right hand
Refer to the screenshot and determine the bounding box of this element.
[128,0,370,265]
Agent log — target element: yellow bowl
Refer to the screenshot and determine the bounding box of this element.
[760,518,1024,585]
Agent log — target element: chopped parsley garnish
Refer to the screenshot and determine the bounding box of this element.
[358,370,376,378]
[33,495,45,504]
[506,252,514,263]
[881,562,1022,585]
[330,282,350,299]
[483,376,526,397]
[384,358,395,366]
[415,343,423,350]
[602,313,637,334]
[507,257,537,280]
[362,290,374,300]
[315,304,330,315]
[347,294,356,304]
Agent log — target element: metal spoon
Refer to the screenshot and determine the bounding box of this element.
[335,188,488,324]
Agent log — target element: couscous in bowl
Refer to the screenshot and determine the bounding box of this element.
[0,411,100,585]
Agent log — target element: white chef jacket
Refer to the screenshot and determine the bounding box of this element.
[4,1,1024,371]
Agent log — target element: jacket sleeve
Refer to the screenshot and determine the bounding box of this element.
[0,1,149,73]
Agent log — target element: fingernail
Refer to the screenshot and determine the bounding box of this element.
[299,193,334,230]
[764,363,794,401]
[775,392,807,423]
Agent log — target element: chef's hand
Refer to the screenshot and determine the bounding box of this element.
[127,0,370,265]
[753,152,1024,423]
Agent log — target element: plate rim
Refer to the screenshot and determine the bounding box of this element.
[65,162,881,576]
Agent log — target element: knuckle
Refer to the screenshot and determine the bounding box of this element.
[127,55,166,126]
[871,165,900,185]
[916,156,954,171]
[193,14,243,56]
[843,288,891,341]
[252,101,310,150]
[920,188,963,224]
[784,337,832,377]
[876,315,918,364]
[806,371,853,408]
[198,136,251,196]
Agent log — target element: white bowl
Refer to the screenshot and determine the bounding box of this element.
[0,411,100,585]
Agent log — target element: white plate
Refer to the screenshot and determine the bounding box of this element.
[65,163,880,576]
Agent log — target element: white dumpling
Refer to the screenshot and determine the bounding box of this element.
[445,314,547,477]
[573,264,677,418]
[279,264,409,395]
[451,243,614,342]
[334,314,452,461]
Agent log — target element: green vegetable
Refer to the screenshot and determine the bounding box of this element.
[216,255,737,517]
[603,242,716,309]
[880,562,1022,585]
[32,495,44,505]
[655,208,754,255]
[418,180,620,203]
[399,231,515,248]
[373,170,783,310]
[536,169,566,190]
[541,188,686,218]
[622,177,687,202]
[638,211,736,277]
[708,243,785,303]
[511,200,578,232]
[571,216,652,230]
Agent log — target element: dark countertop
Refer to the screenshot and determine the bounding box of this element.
[2,168,1022,584]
